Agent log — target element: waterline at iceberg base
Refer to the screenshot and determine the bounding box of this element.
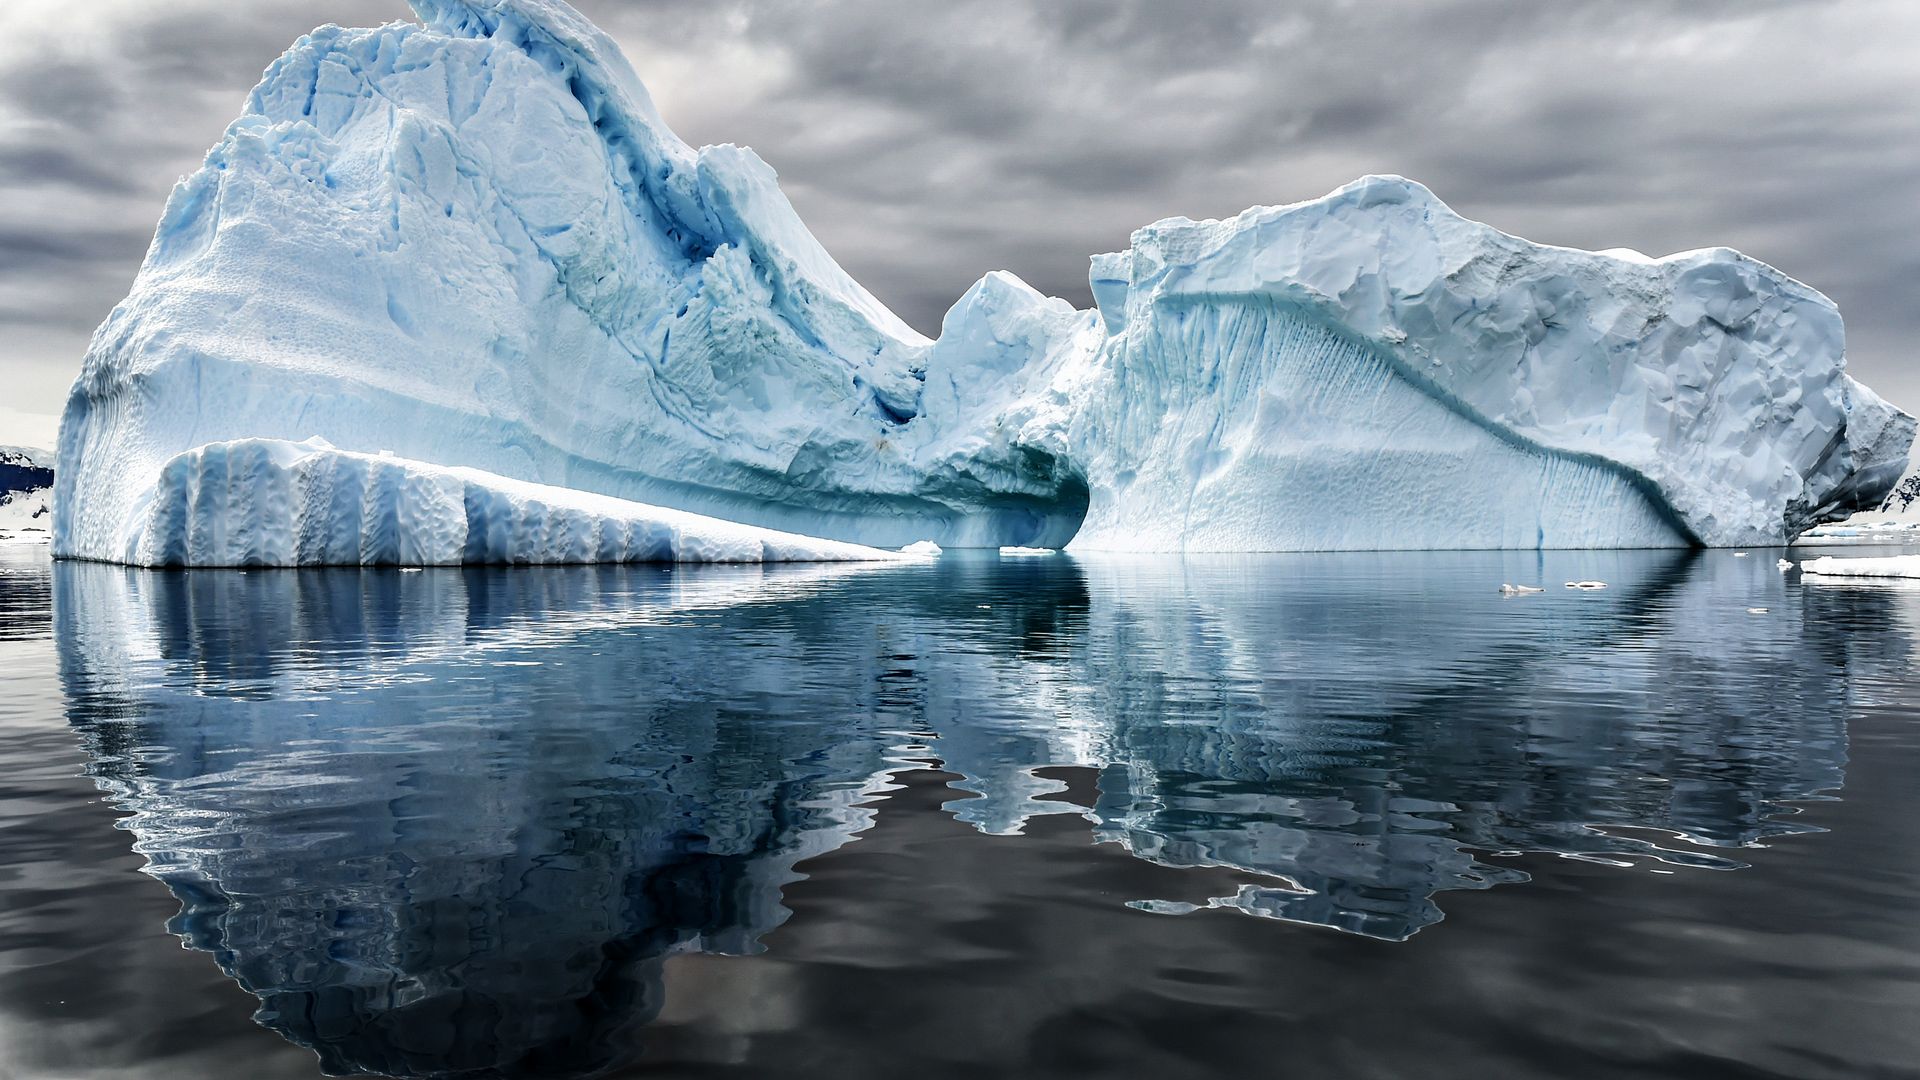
[53,0,1914,566]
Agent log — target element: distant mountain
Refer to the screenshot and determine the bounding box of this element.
[1880,472,1920,512]
[1859,464,1920,524]
[0,445,53,538]
[1,446,52,484]
[1812,461,1920,537]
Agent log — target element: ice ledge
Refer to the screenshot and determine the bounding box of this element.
[101,439,920,567]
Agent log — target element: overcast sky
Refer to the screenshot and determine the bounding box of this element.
[2,0,1916,450]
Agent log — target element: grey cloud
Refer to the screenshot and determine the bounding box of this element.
[113,3,402,84]
[0,57,124,127]
[0,138,144,196]
[1,0,1916,431]
[648,0,1920,407]
[0,225,146,270]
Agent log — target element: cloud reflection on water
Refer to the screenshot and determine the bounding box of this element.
[49,549,1911,1077]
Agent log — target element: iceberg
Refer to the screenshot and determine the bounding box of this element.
[55,0,1082,565]
[53,0,1913,564]
[1056,176,1913,550]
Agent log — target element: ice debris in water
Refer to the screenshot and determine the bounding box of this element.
[49,0,1917,565]
[1799,555,1920,579]
[1564,581,1609,590]
[1499,584,1545,595]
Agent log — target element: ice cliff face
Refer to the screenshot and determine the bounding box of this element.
[56,0,1082,565]
[131,438,918,566]
[54,0,1912,564]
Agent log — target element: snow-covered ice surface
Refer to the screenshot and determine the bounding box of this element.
[1799,554,1920,579]
[54,0,1914,565]
[106,438,915,567]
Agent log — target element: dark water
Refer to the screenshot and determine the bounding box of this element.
[2,544,1918,1079]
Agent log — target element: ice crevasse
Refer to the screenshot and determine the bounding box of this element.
[54,0,1914,565]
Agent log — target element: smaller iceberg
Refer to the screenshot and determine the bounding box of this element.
[1798,554,1920,579]
[1060,176,1914,551]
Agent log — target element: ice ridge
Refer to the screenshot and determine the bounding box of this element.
[122,438,914,567]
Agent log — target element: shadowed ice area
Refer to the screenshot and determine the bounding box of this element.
[29,547,1920,1078]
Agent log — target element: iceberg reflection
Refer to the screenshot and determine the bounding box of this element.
[53,550,1904,1076]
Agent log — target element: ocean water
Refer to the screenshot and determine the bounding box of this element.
[1,543,1917,1079]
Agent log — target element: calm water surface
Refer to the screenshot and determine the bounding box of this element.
[1,544,1918,1079]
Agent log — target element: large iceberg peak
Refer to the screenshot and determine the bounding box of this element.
[56,0,1087,564]
[405,0,927,357]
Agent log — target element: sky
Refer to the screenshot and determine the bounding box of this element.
[1,0,1916,451]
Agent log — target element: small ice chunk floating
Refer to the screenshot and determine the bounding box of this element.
[1799,555,1920,579]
